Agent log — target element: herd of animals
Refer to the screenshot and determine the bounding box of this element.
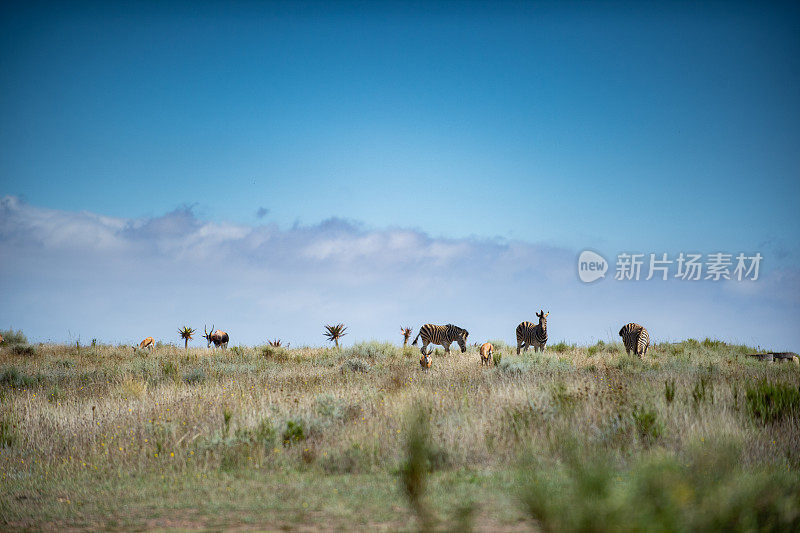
[129,311,652,371]
[413,311,649,371]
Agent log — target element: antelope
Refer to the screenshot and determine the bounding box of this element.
[480,342,494,366]
[203,325,229,349]
[0,333,3,344]
[134,337,154,353]
[420,352,432,371]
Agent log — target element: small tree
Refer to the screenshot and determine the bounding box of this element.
[178,326,195,350]
[324,324,347,349]
[401,326,413,347]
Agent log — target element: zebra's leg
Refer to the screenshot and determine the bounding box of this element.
[516,341,522,355]
[444,343,450,355]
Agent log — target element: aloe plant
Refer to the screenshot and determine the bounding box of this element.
[324,324,348,349]
[178,326,195,350]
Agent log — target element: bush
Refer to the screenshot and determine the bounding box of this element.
[631,405,663,444]
[315,394,345,419]
[0,367,38,387]
[322,443,371,474]
[283,419,306,445]
[260,345,287,359]
[549,341,575,353]
[587,340,606,356]
[345,341,397,361]
[0,329,27,345]
[745,381,800,423]
[11,344,36,357]
[341,358,371,373]
[0,413,18,447]
[497,357,528,376]
[182,368,206,385]
[518,440,800,532]
[692,372,714,406]
[664,379,676,404]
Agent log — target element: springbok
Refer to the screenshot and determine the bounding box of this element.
[203,325,229,349]
[0,333,4,344]
[134,337,155,353]
[480,342,494,366]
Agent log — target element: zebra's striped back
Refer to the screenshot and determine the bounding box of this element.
[619,323,650,356]
[412,323,469,354]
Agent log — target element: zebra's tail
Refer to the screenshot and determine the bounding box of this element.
[412,331,422,346]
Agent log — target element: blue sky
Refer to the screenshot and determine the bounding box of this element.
[1,1,799,348]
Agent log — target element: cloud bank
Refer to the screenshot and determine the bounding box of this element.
[1,196,797,350]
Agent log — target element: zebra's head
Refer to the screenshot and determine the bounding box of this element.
[536,310,549,330]
[456,326,469,353]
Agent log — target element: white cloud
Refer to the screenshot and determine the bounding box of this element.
[0,195,798,351]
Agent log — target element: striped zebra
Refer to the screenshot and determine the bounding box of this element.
[412,323,469,355]
[619,323,650,357]
[516,310,549,354]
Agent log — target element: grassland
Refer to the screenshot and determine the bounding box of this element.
[0,337,798,531]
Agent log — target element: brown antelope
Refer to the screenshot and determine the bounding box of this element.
[203,325,229,349]
[134,337,154,353]
[480,342,494,366]
[419,352,432,371]
[0,333,4,344]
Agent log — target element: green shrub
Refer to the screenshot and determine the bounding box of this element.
[745,381,800,423]
[518,440,800,532]
[587,340,606,356]
[11,344,36,356]
[664,379,676,404]
[692,372,714,406]
[315,394,345,419]
[341,358,371,373]
[492,351,502,366]
[182,368,206,385]
[631,405,663,444]
[400,403,435,531]
[0,329,27,345]
[0,413,18,447]
[345,341,397,361]
[322,443,371,474]
[497,357,528,376]
[160,360,179,380]
[549,341,575,353]
[0,367,37,387]
[283,419,306,445]
[260,345,287,359]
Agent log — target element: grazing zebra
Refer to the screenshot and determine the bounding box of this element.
[480,342,494,366]
[516,310,549,354]
[619,323,650,357]
[412,323,469,355]
[420,352,432,371]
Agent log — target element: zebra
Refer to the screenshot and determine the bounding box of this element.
[412,323,469,356]
[619,323,650,357]
[516,310,549,354]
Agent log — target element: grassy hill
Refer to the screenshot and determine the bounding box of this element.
[1,339,798,530]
